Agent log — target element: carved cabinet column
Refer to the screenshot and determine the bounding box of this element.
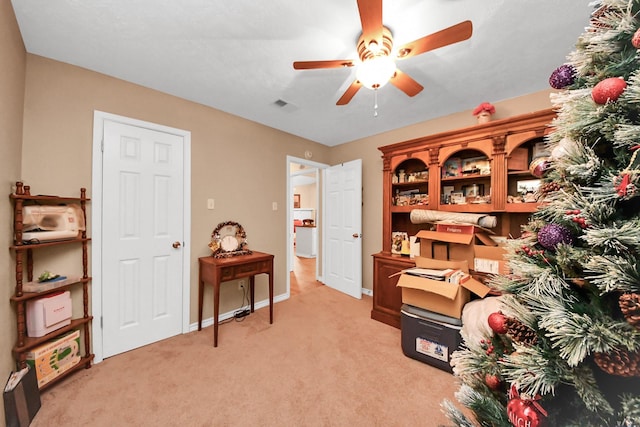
[491,135,507,210]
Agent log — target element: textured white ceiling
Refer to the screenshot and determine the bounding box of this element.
[11,0,594,146]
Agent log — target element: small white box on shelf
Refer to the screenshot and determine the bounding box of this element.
[26,291,72,338]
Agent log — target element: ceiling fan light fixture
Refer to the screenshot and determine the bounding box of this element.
[356,55,396,90]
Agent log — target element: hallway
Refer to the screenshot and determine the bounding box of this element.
[290,256,322,296]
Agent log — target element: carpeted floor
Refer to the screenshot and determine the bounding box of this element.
[31,285,461,426]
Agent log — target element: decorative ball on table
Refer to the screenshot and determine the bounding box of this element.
[591,77,627,104]
[537,223,574,250]
[549,64,576,89]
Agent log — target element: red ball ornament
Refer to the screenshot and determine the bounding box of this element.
[485,373,502,390]
[488,312,507,334]
[507,397,546,427]
[592,77,627,104]
[529,157,551,178]
[633,27,640,48]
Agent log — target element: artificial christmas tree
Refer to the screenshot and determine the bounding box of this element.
[444,1,640,425]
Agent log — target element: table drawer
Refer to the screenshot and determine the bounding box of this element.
[258,260,271,272]
[220,267,236,281]
[236,262,261,275]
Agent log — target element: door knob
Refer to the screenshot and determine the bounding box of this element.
[352,233,361,238]
[172,241,182,248]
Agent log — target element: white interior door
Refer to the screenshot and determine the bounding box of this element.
[101,120,185,358]
[323,159,362,299]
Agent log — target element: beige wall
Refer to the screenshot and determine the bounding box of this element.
[2,0,558,404]
[1,0,26,421]
[21,54,331,327]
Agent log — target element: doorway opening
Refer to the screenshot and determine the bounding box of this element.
[287,156,325,297]
[286,156,363,299]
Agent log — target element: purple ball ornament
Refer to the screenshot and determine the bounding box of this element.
[537,223,575,250]
[549,64,576,89]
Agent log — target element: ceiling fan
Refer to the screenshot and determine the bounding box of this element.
[293,0,473,105]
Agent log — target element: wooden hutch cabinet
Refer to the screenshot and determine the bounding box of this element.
[372,109,556,328]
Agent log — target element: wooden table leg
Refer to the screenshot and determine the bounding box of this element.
[269,267,273,324]
[213,281,220,347]
[250,275,255,313]
[198,277,204,331]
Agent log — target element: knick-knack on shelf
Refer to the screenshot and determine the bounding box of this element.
[472,102,495,124]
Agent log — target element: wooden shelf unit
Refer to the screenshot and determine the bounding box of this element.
[9,181,94,390]
[373,109,556,328]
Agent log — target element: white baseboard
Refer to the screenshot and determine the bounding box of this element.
[190,293,289,332]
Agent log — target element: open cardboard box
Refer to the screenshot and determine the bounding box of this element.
[474,245,509,274]
[415,229,497,267]
[396,257,490,319]
[414,228,509,275]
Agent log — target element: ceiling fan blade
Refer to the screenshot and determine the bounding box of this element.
[390,69,424,97]
[396,20,473,60]
[293,60,355,70]
[337,80,363,105]
[357,0,383,46]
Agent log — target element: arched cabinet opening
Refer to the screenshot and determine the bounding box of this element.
[440,148,492,210]
[392,158,429,209]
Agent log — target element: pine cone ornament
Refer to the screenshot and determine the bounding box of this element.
[505,317,538,346]
[594,348,640,377]
[619,293,640,330]
[539,181,561,195]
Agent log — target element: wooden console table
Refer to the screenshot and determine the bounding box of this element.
[198,251,274,347]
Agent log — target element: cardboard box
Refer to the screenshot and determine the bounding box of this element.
[26,291,72,337]
[25,330,80,388]
[397,257,490,318]
[401,304,462,373]
[474,245,509,275]
[435,223,493,235]
[415,229,498,269]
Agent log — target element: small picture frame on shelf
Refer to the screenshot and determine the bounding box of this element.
[532,142,549,159]
[450,191,466,204]
[461,157,490,175]
[516,179,541,194]
[391,231,409,254]
[462,184,484,198]
[442,158,462,178]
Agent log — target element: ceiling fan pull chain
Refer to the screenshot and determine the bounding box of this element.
[374,88,379,117]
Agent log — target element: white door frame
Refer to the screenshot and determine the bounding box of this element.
[91,111,191,364]
[286,156,327,296]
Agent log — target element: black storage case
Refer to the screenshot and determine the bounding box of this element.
[400,304,462,373]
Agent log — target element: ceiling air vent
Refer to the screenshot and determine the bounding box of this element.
[274,99,289,108]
